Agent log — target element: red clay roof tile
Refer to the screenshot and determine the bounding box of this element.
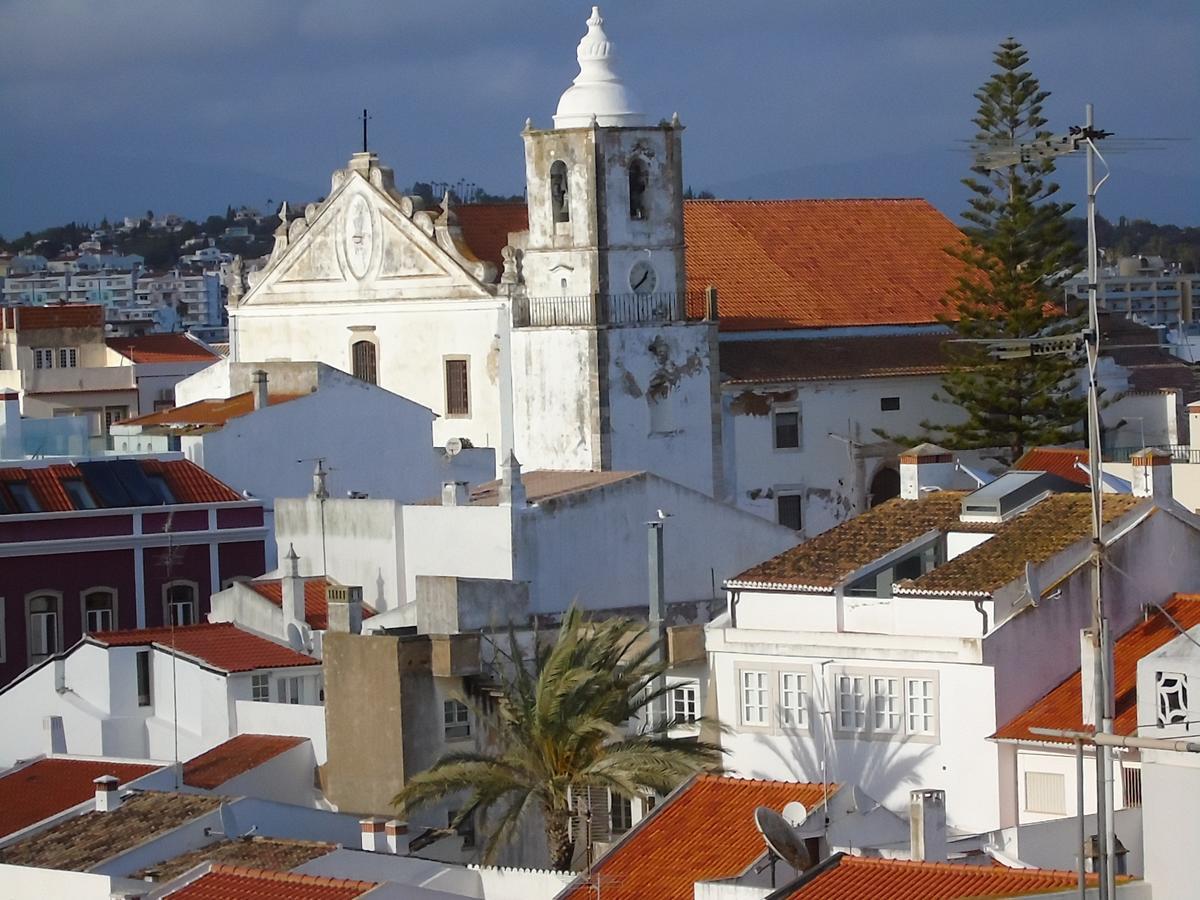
[994,593,1200,745]
[166,864,378,899]
[120,392,307,429]
[1013,448,1091,487]
[246,578,376,631]
[0,458,242,512]
[0,758,160,838]
[777,854,1095,899]
[2,304,104,330]
[107,333,220,364]
[91,622,319,673]
[183,734,307,789]
[559,775,832,900]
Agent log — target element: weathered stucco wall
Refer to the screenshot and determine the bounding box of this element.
[510,326,598,470]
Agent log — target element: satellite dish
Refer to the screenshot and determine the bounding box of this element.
[754,806,811,872]
[782,801,809,827]
[445,437,463,457]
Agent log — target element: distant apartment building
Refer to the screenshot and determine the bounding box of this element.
[135,268,222,329]
[1066,255,1199,327]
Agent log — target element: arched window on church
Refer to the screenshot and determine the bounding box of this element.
[352,340,377,385]
[550,160,570,224]
[628,157,649,220]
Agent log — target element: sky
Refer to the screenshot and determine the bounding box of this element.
[1,0,1197,237]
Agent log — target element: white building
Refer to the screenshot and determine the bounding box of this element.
[134,268,223,329]
[704,445,1200,835]
[0,622,325,769]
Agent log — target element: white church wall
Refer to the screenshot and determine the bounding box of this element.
[510,326,598,470]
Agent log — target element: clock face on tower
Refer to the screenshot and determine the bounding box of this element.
[629,259,657,294]
[344,194,374,280]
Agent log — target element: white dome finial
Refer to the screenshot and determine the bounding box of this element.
[553,6,645,129]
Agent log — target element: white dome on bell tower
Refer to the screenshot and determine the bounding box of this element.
[553,6,645,129]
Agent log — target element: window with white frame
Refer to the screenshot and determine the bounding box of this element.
[83,589,115,633]
[251,673,270,702]
[278,676,302,704]
[906,678,936,735]
[836,674,867,732]
[1024,771,1067,815]
[444,699,471,740]
[741,670,770,726]
[164,583,197,627]
[33,348,54,369]
[27,593,61,662]
[610,793,634,834]
[671,683,698,724]
[872,676,902,733]
[779,671,808,727]
[58,347,78,368]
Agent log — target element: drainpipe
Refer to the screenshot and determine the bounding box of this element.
[973,598,989,636]
[648,521,667,729]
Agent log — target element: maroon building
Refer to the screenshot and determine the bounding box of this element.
[0,457,265,684]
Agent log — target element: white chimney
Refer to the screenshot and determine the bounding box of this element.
[251,369,269,411]
[899,444,955,500]
[909,789,947,862]
[0,390,22,458]
[94,775,122,812]
[360,817,387,852]
[1081,629,1097,728]
[1130,447,1172,503]
[281,544,305,632]
[442,481,470,507]
[385,819,408,854]
[326,585,363,635]
[499,451,526,508]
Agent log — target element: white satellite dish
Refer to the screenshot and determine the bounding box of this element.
[445,437,463,457]
[782,801,808,827]
[754,806,811,872]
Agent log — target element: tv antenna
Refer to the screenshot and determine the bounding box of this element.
[754,805,810,887]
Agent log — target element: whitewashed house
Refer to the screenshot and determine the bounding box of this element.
[0,622,325,768]
[704,445,1200,834]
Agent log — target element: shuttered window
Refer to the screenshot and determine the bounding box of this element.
[445,358,470,416]
[1024,771,1066,815]
[351,340,377,384]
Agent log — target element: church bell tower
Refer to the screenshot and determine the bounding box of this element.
[510,7,721,498]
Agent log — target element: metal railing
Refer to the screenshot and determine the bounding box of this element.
[1104,444,1200,464]
[513,291,705,327]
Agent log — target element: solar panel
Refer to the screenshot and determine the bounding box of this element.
[77,460,163,508]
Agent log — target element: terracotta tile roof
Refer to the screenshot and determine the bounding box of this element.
[91,622,319,673]
[456,202,528,271]
[107,333,221,364]
[903,494,1144,596]
[0,791,222,871]
[1012,448,1091,487]
[246,578,376,631]
[729,493,967,590]
[994,594,1200,745]
[166,864,378,898]
[0,458,242,513]
[420,469,645,507]
[1,304,104,330]
[683,199,968,332]
[0,758,160,838]
[183,734,308,789]
[119,391,307,429]
[731,492,1145,597]
[558,775,832,900]
[456,199,967,332]
[774,853,1095,899]
[132,838,334,883]
[720,332,954,384]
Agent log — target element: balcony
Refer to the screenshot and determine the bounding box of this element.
[23,365,137,396]
[512,291,706,328]
[1104,444,1200,464]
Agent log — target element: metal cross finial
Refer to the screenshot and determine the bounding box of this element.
[360,108,372,153]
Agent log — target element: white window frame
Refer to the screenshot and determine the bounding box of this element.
[779,671,809,729]
[443,698,471,740]
[831,667,940,741]
[906,677,936,736]
[251,673,270,702]
[872,676,902,734]
[33,348,55,369]
[739,669,770,728]
[670,682,699,724]
[81,587,117,634]
[162,580,198,627]
[278,675,302,705]
[26,591,63,663]
[836,674,868,732]
[58,347,78,368]
[772,407,801,450]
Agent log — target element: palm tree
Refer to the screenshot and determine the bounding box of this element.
[393,606,723,869]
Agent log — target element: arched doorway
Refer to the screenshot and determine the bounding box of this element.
[869,466,901,507]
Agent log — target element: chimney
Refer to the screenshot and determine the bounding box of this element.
[44,715,66,754]
[1130,447,1173,503]
[360,817,387,852]
[1081,629,1097,728]
[442,481,470,507]
[251,369,269,411]
[909,789,947,862]
[94,775,122,812]
[385,819,408,854]
[326,585,363,634]
[0,390,22,458]
[704,285,719,321]
[281,544,306,633]
[499,451,526,507]
[899,443,955,500]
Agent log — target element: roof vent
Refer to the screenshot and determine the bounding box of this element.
[959,470,1082,523]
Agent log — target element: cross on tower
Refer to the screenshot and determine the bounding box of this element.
[359,108,372,153]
